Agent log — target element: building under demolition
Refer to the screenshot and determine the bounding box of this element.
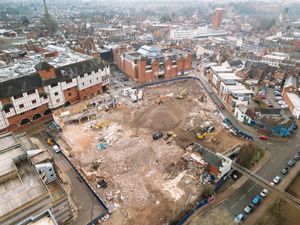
[0,132,72,225]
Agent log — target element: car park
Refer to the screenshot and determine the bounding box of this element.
[272,176,281,184]
[260,189,269,197]
[288,159,296,167]
[234,213,245,223]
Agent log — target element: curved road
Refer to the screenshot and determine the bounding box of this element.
[194,71,300,217]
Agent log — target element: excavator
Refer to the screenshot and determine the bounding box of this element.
[91,120,111,130]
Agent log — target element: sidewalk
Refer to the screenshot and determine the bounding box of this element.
[195,71,292,143]
[183,150,271,225]
[244,155,300,225]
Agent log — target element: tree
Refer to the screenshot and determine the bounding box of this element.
[236,143,264,169]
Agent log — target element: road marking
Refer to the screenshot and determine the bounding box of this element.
[230,201,239,209]
[248,184,256,193]
[239,194,247,200]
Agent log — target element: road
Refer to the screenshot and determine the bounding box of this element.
[193,71,300,218]
[35,133,107,225]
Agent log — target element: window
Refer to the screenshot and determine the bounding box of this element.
[80,74,84,78]
[50,174,54,177]
[56,99,60,103]
[90,80,92,83]
[66,79,72,84]
[49,168,53,171]
[14,94,23,99]
[32,100,37,104]
[88,72,91,75]
[96,78,99,80]
[95,69,98,73]
[4,108,10,113]
[27,90,35,95]
[82,82,85,86]
[50,82,58,87]
[68,92,72,96]
[19,104,24,108]
[54,92,58,96]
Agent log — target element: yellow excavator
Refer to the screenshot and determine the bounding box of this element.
[91,120,111,130]
[196,132,213,139]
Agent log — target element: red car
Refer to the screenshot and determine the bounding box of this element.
[220,104,225,110]
[259,135,268,140]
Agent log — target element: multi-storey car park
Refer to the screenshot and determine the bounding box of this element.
[0,45,110,133]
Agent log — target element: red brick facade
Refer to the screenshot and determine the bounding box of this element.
[113,48,192,83]
[78,83,103,100]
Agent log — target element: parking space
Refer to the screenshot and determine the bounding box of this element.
[255,86,288,110]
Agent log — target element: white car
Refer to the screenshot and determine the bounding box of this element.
[272,176,281,185]
[53,145,61,153]
[260,189,269,197]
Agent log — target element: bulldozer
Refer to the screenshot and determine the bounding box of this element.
[176,89,188,99]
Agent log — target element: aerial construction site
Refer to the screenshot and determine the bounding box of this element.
[53,80,245,225]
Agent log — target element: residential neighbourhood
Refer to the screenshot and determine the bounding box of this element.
[0,0,300,225]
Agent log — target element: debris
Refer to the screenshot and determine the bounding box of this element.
[176,89,188,99]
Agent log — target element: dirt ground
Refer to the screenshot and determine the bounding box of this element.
[58,80,245,225]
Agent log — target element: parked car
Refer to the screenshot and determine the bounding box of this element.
[152,132,163,140]
[260,189,269,197]
[244,204,253,214]
[259,135,268,140]
[288,159,296,167]
[293,153,300,161]
[234,213,245,223]
[252,195,262,205]
[281,167,289,175]
[53,145,61,153]
[272,176,281,184]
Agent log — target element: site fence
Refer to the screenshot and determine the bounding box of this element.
[175,197,211,225]
[45,132,109,224]
[133,76,201,90]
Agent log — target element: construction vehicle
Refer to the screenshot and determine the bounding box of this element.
[176,89,188,99]
[196,132,213,139]
[47,138,55,146]
[91,120,111,130]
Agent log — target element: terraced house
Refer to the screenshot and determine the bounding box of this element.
[0,45,110,133]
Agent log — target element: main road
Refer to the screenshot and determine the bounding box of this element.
[193,70,300,217]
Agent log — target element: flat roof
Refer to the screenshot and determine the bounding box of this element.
[0,161,48,218]
[286,93,300,110]
[0,45,92,82]
[225,84,253,94]
[0,133,49,218]
[210,66,233,73]
[217,72,242,80]
[262,54,286,61]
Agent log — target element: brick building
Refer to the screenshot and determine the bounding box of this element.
[0,45,110,133]
[113,45,192,83]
